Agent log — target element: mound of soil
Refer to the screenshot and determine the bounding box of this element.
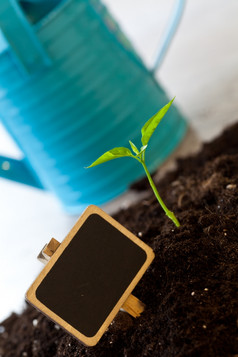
[1,123,238,357]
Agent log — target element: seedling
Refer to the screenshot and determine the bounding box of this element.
[87,98,180,227]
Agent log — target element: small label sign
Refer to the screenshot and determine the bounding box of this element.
[26,205,154,346]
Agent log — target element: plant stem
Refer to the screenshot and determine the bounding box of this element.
[140,160,180,228]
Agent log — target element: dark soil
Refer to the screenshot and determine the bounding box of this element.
[1,123,238,357]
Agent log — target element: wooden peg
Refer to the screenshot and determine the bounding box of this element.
[121,293,145,318]
[43,238,60,257]
[37,238,60,264]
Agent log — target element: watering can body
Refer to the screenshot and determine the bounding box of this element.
[0,0,187,213]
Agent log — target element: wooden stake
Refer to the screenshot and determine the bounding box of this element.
[43,238,60,257]
[37,238,60,264]
[121,294,145,318]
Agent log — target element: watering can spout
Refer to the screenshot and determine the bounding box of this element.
[0,156,44,189]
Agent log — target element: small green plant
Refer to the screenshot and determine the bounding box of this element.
[87,98,180,227]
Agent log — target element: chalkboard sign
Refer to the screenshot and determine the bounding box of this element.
[26,205,154,346]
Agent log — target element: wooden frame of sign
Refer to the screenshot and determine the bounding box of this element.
[26,205,154,346]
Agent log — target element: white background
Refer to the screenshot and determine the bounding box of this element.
[0,0,238,321]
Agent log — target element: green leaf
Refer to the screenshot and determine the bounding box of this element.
[141,98,175,146]
[140,145,148,154]
[129,140,139,155]
[86,147,133,168]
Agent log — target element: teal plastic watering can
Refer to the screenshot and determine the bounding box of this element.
[19,0,62,24]
[0,0,187,213]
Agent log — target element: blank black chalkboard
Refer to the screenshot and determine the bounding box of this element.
[27,206,154,346]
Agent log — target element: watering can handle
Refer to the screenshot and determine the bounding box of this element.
[152,0,186,72]
[0,0,51,74]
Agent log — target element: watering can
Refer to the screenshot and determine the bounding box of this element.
[0,0,187,213]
